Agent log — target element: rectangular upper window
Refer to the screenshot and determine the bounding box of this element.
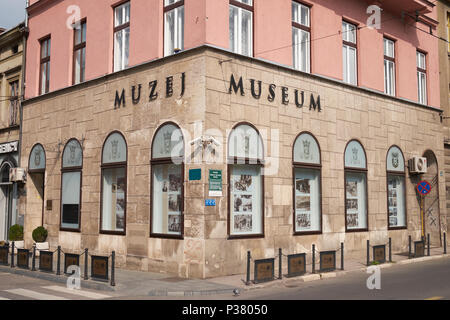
[113,1,130,72]
[39,36,51,95]
[229,0,253,57]
[73,20,86,85]
[342,21,357,85]
[164,0,184,56]
[417,51,427,105]
[383,38,395,96]
[292,1,311,73]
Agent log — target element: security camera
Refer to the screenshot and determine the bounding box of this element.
[206,136,221,147]
[190,137,203,146]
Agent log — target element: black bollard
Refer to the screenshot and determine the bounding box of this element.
[312,244,315,274]
[444,233,447,255]
[408,236,412,259]
[278,248,282,280]
[84,248,88,280]
[56,246,61,275]
[110,251,116,287]
[11,242,14,268]
[366,240,370,266]
[246,251,251,285]
[31,245,36,271]
[389,238,392,263]
[427,234,430,256]
[341,242,344,270]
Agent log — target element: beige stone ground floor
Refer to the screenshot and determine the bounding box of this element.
[18,46,447,278]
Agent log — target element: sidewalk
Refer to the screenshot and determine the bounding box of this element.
[0,247,448,297]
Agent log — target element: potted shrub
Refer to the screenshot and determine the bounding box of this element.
[8,224,24,249]
[32,226,49,254]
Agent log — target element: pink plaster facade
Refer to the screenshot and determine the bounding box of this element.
[25,0,439,105]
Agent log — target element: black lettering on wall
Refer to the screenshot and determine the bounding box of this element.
[114,89,126,109]
[268,84,276,102]
[282,87,289,105]
[229,74,245,96]
[309,94,321,112]
[149,80,158,101]
[180,72,185,98]
[166,76,173,97]
[131,84,141,105]
[250,79,262,99]
[295,90,304,108]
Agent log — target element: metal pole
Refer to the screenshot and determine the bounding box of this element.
[421,196,425,240]
[408,235,412,259]
[312,244,315,274]
[444,232,447,254]
[389,237,392,263]
[84,248,88,280]
[366,240,370,266]
[56,246,61,275]
[110,251,116,287]
[31,245,36,271]
[427,234,430,257]
[11,241,15,268]
[341,242,344,270]
[246,251,251,285]
[278,248,282,280]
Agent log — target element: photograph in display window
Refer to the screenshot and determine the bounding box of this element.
[169,173,182,192]
[296,196,311,211]
[346,181,357,197]
[388,178,399,226]
[234,175,253,192]
[115,177,126,230]
[234,194,253,213]
[168,214,181,233]
[347,213,359,228]
[296,213,311,229]
[168,194,181,212]
[234,214,253,233]
[296,179,310,194]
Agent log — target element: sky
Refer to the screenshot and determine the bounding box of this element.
[0,0,27,31]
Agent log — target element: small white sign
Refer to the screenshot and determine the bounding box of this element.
[0,141,18,154]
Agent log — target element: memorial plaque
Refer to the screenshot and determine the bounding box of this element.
[64,253,80,274]
[39,251,53,272]
[287,253,306,277]
[373,245,386,264]
[17,249,29,269]
[254,258,274,284]
[319,251,336,272]
[414,241,425,258]
[91,256,109,281]
[0,246,8,265]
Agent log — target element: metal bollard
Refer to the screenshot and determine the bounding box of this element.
[366,240,370,266]
[278,248,282,280]
[341,242,344,270]
[427,234,430,256]
[110,251,116,287]
[11,242,15,268]
[444,232,447,255]
[389,238,392,262]
[84,248,88,280]
[312,244,315,274]
[56,246,61,275]
[246,251,251,285]
[408,236,412,259]
[31,245,36,271]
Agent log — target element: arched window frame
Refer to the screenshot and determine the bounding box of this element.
[100,131,127,235]
[28,143,46,226]
[344,139,368,232]
[227,122,265,239]
[292,131,322,235]
[150,122,185,239]
[60,138,83,232]
[386,145,407,230]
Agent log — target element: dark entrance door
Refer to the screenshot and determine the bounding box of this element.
[422,150,441,246]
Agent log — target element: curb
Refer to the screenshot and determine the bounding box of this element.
[0,265,115,292]
[149,288,236,297]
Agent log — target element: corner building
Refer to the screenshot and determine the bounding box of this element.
[21,0,446,278]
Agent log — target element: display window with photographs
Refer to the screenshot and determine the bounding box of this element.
[60,139,83,231]
[293,132,321,234]
[386,146,406,229]
[151,123,185,238]
[228,123,264,238]
[101,132,127,234]
[344,140,368,231]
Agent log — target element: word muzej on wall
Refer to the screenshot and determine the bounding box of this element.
[112,73,322,112]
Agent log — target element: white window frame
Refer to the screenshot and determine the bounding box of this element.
[342,21,357,85]
[417,51,427,105]
[229,0,253,57]
[164,0,184,56]
[113,2,130,72]
[292,2,310,73]
[384,38,396,96]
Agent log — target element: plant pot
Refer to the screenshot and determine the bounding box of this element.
[35,242,49,257]
[14,240,24,249]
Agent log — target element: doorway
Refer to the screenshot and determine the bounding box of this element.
[422,150,441,246]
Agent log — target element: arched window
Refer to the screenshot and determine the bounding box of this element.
[228,123,264,238]
[28,143,46,226]
[386,146,406,229]
[151,123,185,238]
[293,132,321,234]
[60,139,83,231]
[344,140,368,231]
[101,132,127,234]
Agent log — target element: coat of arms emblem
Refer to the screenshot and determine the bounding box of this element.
[111,140,119,159]
[34,149,41,167]
[163,131,172,154]
[302,139,311,160]
[392,152,399,168]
